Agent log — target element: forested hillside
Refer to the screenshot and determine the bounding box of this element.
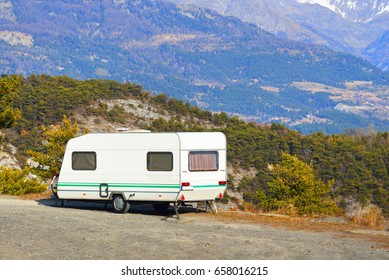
[1,74,388,216]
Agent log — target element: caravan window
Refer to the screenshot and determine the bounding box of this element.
[147,152,173,171]
[72,152,97,170]
[189,151,219,171]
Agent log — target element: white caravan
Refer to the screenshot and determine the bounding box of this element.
[51,132,227,216]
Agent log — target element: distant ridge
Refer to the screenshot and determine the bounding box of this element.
[166,0,389,71]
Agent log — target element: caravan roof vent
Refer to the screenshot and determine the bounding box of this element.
[115,127,130,133]
[130,129,151,133]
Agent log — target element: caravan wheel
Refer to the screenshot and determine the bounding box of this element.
[112,195,130,213]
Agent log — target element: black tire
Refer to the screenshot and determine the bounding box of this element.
[152,202,170,214]
[50,175,59,198]
[112,195,130,213]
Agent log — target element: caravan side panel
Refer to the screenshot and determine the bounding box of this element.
[57,133,181,202]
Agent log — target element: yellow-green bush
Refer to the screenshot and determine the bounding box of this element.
[257,153,341,216]
[0,166,47,195]
[26,115,80,180]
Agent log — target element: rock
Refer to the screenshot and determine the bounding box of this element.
[0,143,21,170]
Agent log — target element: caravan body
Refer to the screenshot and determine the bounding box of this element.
[56,132,227,212]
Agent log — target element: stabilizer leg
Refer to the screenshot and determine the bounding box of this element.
[209,200,218,214]
[174,202,180,220]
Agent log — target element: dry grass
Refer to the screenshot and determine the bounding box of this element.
[18,191,52,200]
[351,206,385,229]
[240,201,262,213]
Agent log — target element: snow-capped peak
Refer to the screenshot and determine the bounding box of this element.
[296,0,389,22]
[296,0,338,13]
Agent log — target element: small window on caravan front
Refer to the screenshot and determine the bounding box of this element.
[147,152,173,171]
[189,151,219,172]
[72,152,97,170]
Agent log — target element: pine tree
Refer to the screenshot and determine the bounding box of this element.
[0,75,21,129]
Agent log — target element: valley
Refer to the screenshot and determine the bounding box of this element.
[0,0,388,133]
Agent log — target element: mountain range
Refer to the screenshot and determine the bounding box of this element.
[165,0,389,71]
[0,0,388,133]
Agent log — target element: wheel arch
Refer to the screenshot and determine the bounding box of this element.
[109,191,127,201]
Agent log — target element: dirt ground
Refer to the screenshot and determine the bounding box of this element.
[0,195,388,260]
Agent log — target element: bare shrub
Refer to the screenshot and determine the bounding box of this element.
[352,205,385,229]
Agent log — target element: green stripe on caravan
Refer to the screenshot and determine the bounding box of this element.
[58,182,180,189]
[192,185,226,188]
[57,183,224,189]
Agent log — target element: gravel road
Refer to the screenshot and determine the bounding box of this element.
[0,196,388,260]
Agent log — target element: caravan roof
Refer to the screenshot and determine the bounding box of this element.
[65,132,226,151]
